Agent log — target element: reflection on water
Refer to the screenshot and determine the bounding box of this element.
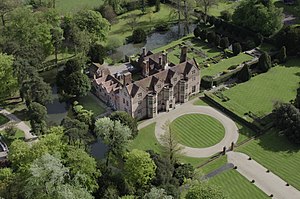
[45,85,69,125]
[90,139,108,159]
[111,23,196,61]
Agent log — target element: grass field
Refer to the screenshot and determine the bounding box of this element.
[0,114,9,126]
[78,93,106,116]
[201,53,253,77]
[129,123,208,167]
[108,4,177,44]
[55,0,104,13]
[207,1,240,16]
[208,169,268,199]
[237,129,300,190]
[170,114,225,148]
[210,59,300,120]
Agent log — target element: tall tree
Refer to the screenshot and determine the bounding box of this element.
[237,64,251,82]
[0,0,22,27]
[195,0,218,24]
[109,111,138,138]
[160,121,183,165]
[94,117,132,166]
[50,27,64,65]
[232,0,283,36]
[28,102,47,135]
[144,187,173,199]
[295,87,300,109]
[74,10,110,42]
[124,149,157,188]
[24,153,93,199]
[64,71,91,98]
[0,53,18,101]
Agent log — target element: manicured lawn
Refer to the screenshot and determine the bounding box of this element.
[210,59,300,121]
[129,123,208,167]
[237,129,300,190]
[207,1,240,16]
[201,53,253,77]
[55,0,104,13]
[200,155,227,174]
[170,114,225,148]
[208,169,268,199]
[108,4,177,44]
[0,129,25,146]
[78,93,106,117]
[0,114,9,126]
[193,98,209,106]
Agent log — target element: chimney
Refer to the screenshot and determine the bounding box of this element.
[162,52,168,69]
[158,56,162,67]
[123,72,132,85]
[142,60,149,77]
[180,46,188,63]
[142,47,146,56]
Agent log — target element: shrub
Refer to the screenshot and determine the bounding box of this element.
[237,64,251,82]
[232,42,242,56]
[207,32,216,44]
[258,52,271,72]
[220,37,229,50]
[220,10,232,21]
[214,34,221,47]
[244,40,256,50]
[132,28,147,43]
[201,76,214,89]
[277,46,287,63]
[194,26,201,38]
[155,22,170,32]
[200,29,208,41]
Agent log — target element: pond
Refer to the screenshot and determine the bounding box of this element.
[41,68,108,159]
[110,23,197,61]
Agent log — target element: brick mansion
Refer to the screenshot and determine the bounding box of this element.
[91,47,201,120]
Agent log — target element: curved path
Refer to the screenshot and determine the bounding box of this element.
[228,151,300,199]
[138,101,239,158]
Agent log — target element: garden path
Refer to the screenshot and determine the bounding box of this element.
[138,99,239,158]
[227,151,300,199]
[0,109,36,141]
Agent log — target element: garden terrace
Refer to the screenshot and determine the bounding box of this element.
[207,59,300,124]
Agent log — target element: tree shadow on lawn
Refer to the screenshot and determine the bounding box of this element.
[282,58,300,68]
[255,129,300,154]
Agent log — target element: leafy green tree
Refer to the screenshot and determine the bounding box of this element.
[8,140,31,170]
[24,153,93,199]
[155,0,161,12]
[105,0,121,13]
[0,53,18,101]
[64,71,91,98]
[50,27,64,65]
[124,149,156,188]
[61,117,90,146]
[258,51,271,72]
[186,182,227,199]
[232,42,242,56]
[132,28,147,43]
[65,147,100,192]
[73,102,94,126]
[21,75,53,105]
[144,187,173,199]
[28,102,47,135]
[277,46,287,63]
[199,29,207,41]
[232,0,283,36]
[273,102,300,144]
[0,0,21,26]
[174,163,194,185]
[220,10,232,21]
[88,43,106,64]
[74,10,110,42]
[275,26,300,55]
[109,111,138,138]
[95,117,132,166]
[237,64,251,82]
[0,168,15,197]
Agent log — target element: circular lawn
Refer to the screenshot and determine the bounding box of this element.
[170,114,225,148]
